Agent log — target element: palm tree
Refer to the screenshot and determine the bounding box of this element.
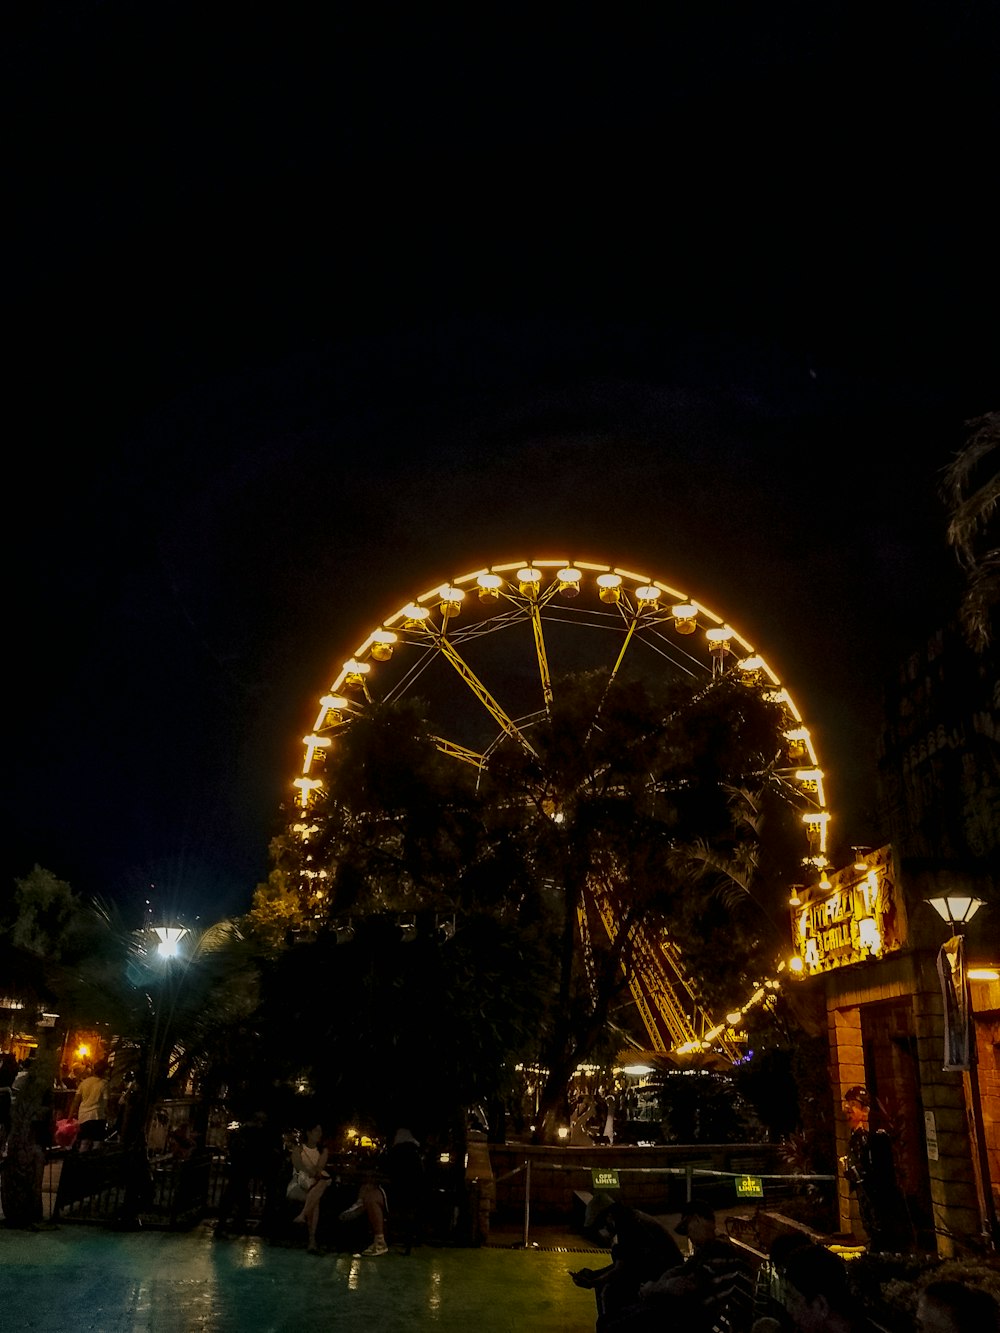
[942,410,999,651]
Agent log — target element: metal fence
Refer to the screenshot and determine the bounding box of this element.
[49,1146,226,1229]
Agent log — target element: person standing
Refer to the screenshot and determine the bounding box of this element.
[841,1086,911,1252]
[70,1059,110,1151]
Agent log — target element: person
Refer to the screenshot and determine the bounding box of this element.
[167,1119,197,1160]
[752,1230,814,1329]
[841,1085,911,1252]
[916,1279,1000,1333]
[287,1122,331,1254]
[12,1055,35,1095]
[623,1197,753,1332]
[569,1196,683,1328]
[70,1058,110,1151]
[0,1053,18,1154]
[340,1126,425,1257]
[782,1242,876,1332]
[216,1107,281,1239]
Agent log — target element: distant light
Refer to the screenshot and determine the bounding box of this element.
[968,968,1000,981]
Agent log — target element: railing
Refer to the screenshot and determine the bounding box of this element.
[490,1155,837,1250]
[51,1146,226,1229]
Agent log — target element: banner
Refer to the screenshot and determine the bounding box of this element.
[937,935,971,1071]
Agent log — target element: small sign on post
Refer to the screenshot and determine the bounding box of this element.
[924,1111,939,1161]
[592,1168,620,1191]
[735,1174,764,1200]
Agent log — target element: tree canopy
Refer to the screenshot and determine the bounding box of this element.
[257,667,807,1139]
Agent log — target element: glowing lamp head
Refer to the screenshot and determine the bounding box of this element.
[788,956,806,975]
[738,655,765,673]
[154,925,188,959]
[635,584,660,607]
[706,626,733,654]
[343,659,371,684]
[926,895,986,928]
[477,573,503,600]
[671,603,698,633]
[402,602,430,624]
[517,567,542,595]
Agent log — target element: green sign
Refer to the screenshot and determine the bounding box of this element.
[735,1174,764,1199]
[591,1168,620,1191]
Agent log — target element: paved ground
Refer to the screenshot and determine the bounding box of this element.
[0,1221,612,1332]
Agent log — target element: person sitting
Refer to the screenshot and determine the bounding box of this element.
[916,1279,1000,1333]
[569,1197,683,1328]
[340,1126,425,1257]
[781,1242,877,1332]
[287,1122,331,1254]
[602,1198,752,1332]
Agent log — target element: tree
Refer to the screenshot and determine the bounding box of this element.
[942,410,999,651]
[282,669,799,1140]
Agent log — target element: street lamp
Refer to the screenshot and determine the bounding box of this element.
[926,895,985,930]
[925,893,997,1251]
[153,925,188,960]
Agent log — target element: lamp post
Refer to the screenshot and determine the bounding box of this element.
[925,893,997,1251]
[118,922,192,1228]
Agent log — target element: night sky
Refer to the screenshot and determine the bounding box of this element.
[7,5,998,925]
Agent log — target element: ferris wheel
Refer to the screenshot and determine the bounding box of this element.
[291,559,830,1063]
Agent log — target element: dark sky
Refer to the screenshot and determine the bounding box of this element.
[7,4,998,925]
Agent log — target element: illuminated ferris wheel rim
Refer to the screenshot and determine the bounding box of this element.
[293,557,830,863]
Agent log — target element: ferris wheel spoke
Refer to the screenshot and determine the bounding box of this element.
[430,735,486,767]
[526,594,553,712]
[433,634,538,758]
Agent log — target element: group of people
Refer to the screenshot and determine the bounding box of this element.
[216,1115,425,1258]
[760,1238,999,1333]
[571,1196,1000,1332]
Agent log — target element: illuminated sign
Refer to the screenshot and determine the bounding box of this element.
[790,847,906,975]
[592,1168,620,1190]
[736,1175,764,1199]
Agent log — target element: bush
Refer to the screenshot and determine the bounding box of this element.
[848,1251,1000,1331]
